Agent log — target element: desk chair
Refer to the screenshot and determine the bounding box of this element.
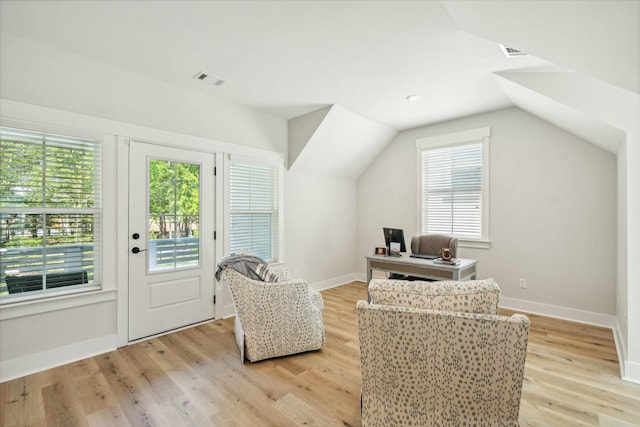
[411,234,458,258]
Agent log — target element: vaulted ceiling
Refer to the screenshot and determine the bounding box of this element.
[1,1,638,177]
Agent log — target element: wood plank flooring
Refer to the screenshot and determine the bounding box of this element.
[2,281,639,426]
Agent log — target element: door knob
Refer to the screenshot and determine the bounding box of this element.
[131,247,148,254]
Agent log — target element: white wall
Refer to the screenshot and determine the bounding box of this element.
[486,70,640,382]
[0,33,285,153]
[283,172,358,288]
[358,107,617,317]
[617,142,629,359]
[0,296,118,381]
[622,129,640,382]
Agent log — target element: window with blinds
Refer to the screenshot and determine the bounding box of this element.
[229,160,279,262]
[0,126,101,300]
[417,127,490,243]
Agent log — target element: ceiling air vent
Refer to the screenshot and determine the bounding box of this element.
[499,44,527,58]
[192,71,225,86]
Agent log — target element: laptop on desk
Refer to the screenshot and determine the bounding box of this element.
[409,253,438,260]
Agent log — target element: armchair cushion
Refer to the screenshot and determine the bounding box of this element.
[368,277,500,315]
[266,263,292,281]
[255,263,279,282]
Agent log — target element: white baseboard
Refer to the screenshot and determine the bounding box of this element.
[500,296,640,384]
[311,273,360,292]
[356,271,385,283]
[218,273,359,320]
[499,296,617,328]
[221,303,235,319]
[0,334,117,383]
[612,316,628,380]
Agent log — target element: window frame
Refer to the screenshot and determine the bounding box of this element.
[226,155,283,263]
[416,127,491,249]
[0,125,103,304]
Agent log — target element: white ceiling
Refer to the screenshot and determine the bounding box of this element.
[0,0,556,131]
[443,0,640,95]
[0,0,637,171]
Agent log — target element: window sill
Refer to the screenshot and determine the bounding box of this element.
[0,287,117,321]
[458,239,491,249]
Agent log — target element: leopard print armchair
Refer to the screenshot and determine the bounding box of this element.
[368,277,501,314]
[223,268,325,362]
[358,279,530,426]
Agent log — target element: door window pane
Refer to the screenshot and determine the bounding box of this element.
[148,160,200,271]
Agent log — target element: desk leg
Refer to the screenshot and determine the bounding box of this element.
[366,260,372,302]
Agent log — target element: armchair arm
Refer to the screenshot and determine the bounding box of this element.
[265,264,322,310]
[308,287,324,311]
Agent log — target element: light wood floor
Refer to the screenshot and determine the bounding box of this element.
[2,281,639,426]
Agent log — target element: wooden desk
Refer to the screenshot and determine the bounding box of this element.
[365,254,478,283]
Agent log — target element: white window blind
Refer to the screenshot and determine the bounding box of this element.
[0,127,101,300]
[229,160,279,262]
[420,142,482,239]
[417,127,490,244]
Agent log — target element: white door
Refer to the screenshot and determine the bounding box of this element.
[129,141,215,341]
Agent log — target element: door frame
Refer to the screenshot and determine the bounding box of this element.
[115,137,225,346]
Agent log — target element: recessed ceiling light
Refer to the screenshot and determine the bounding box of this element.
[406,94,421,102]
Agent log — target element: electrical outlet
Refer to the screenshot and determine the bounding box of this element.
[519,278,527,289]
